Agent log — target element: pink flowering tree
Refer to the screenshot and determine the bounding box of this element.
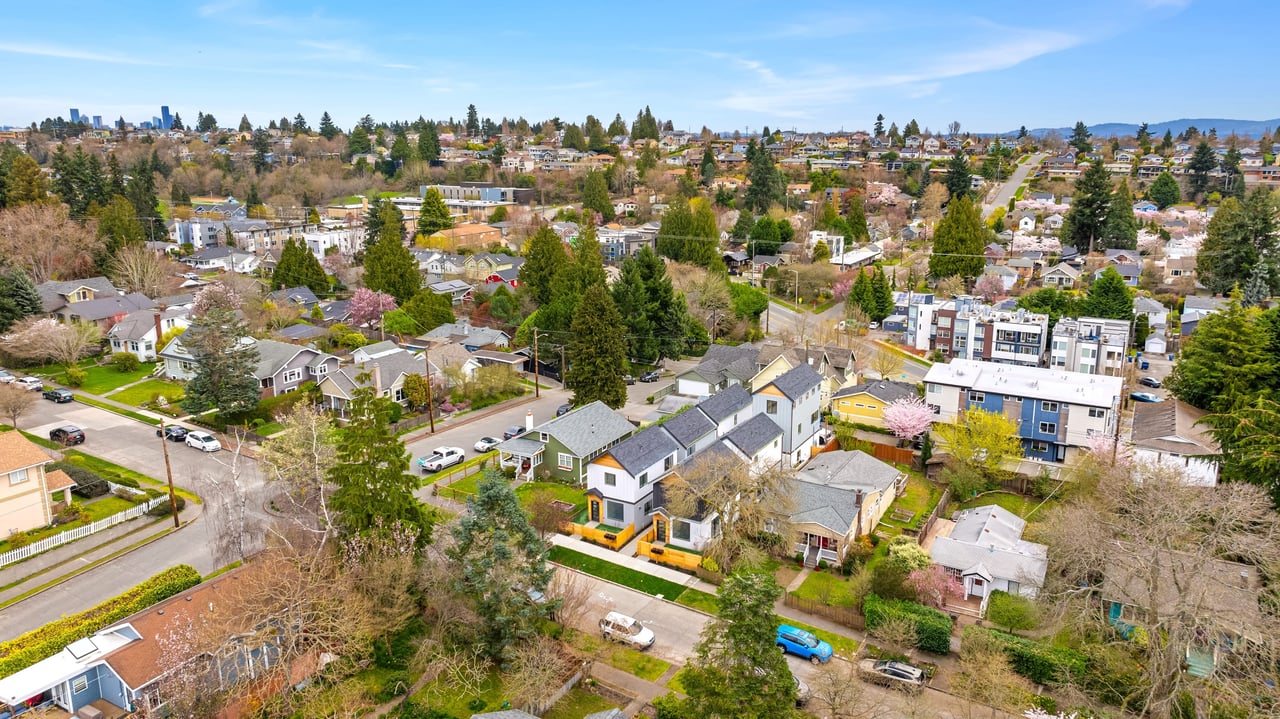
[192,282,241,315]
[973,273,1006,302]
[882,396,935,442]
[348,288,398,328]
[905,565,964,610]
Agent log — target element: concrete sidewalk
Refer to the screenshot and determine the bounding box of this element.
[549,533,720,595]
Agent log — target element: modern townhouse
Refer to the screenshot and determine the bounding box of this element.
[1049,317,1131,376]
[752,363,824,467]
[924,359,1123,462]
[906,296,1048,367]
[583,424,680,535]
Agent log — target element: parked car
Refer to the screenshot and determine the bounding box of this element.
[49,426,85,445]
[856,659,926,693]
[623,374,636,385]
[776,624,833,664]
[156,425,189,441]
[182,272,199,280]
[42,388,74,403]
[0,369,13,383]
[599,611,655,649]
[185,430,222,452]
[1138,376,1162,388]
[503,425,527,440]
[15,376,43,391]
[418,447,465,473]
[556,403,573,417]
[868,321,880,330]
[474,436,500,452]
[1130,392,1163,403]
[639,370,660,383]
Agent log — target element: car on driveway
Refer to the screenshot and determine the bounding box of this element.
[857,659,926,693]
[42,388,74,403]
[639,370,660,383]
[15,377,43,391]
[1138,376,1162,388]
[185,430,222,452]
[474,436,500,452]
[157,425,189,441]
[418,446,465,473]
[503,425,527,440]
[556,403,573,417]
[49,426,85,445]
[1130,391,1163,403]
[623,374,636,385]
[776,624,833,664]
[0,370,13,383]
[599,611,655,649]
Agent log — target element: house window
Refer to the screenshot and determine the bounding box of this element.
[313,364,328,377]
[604,472,617,487]
[540,432,549,443]
[1031,441,1050,453]
[1088,407,1105,418]
[638,472,648,487]
[663,455,673,471]
[72,675,89,694]
[968,391,985,403]
[811,411,819,424]
[766,400,778,415]
[1041,401,1059,412]
[1038,422,1057,434]
[558,453,572,470]
[8,468,29,485]
[605,500,624,523]
[282,369,302,384]
[673,520,691,541]
[130,341,139,352]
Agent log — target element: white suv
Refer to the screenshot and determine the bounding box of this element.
[599,611,655,650]
[185,430,222,452]
[16,377,43,391]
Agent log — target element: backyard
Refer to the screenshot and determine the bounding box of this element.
[877,473,943,532]
[514,481,587,518]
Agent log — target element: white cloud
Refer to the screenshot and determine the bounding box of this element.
[0,42,158,66]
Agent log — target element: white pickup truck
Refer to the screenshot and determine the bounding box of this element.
[417,447,465,473]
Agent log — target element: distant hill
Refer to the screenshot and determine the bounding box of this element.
[1014,118,1280,140]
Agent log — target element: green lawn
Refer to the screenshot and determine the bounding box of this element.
[675,588,719,614]
[666,667,689,695]
[81,495,137,520]
[73,394,160,425]
[780,618,860,660]
[423,451,497,486]
[254,422,285,437]
[106,379,184,407]
[515,481,587,517]
[74,363,157,395]
[879,474,942,530]
[565,628,671,681]
[0,496,154,553]
[412,669,505,717]
[62,450,160,487]
[19,358,95,378]
[549,546,690,600]
[791,571,859,608]
[543,687,617,719]
[958,491,1058,524]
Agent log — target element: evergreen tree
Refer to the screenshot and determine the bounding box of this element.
[272,238,329,294]
[1198,190,1279,295]
[1149,171,1181,209]
[743,140,783,213]
[699,145,717,186]
[658,199,693,260]
[1101,180,1138,251]
[389,133,412,166]
[637,247,692,362]
[685,198,724,270]
[566,285,628,408]
[944,151,973,201]
[292,113,309,133]
[318,111,338,139]
[748,217,781,257]
[607,113,628,136]
[168,112,184,131]
[238,114,252,132]
[416,187,453,237]
[581,170,615,221]
[928,196,985,279]
[401,290,454,333]
[1187,141,1218,198]
[874,113,885,136]
[612,255,657,363]
[364,197,404,249]
[1062,160,1112,253]
[812,240,831,264]
[347,126,372,155]
[181,302,261,415]
[1168,295,1276,412]
[414,120,439,163]
[871,267,894,321]
[846,271,871,317]
[1077,267,1134,320]
[363,204,420,303]
[561,123,587,151]
[631,106,659,140]
[2,153,51,207]
[904,119,920,137]
[518,226,569,306]
[448,471,554,664]
[0,268,42,332]
[1243,263,1271,307]
[328,378,431,539]
[93,195,146,263]
[1069,121,1092,154]
[844,195,870,241]
[731,211,755,240]
[465,104,480,136]
[251,128,271,173]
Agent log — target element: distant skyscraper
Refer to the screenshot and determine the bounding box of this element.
[69,108,81,124]
[160,105,172,130]
[92,116,103,129]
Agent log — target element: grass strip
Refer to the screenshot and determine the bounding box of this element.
[549,546,688,600]
[75,395,161,425]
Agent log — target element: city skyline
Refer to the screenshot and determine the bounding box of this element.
[2,0,1277,134]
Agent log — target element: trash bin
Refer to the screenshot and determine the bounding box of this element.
[1140,361,1149,370]
[1168,353,1175,361]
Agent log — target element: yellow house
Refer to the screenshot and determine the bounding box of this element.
[750,344,857,412]
[831,379,918,426]
[0,432,75,537]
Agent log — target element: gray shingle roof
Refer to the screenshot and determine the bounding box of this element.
[764,363,823,401]
[58,293,156,321]
[537,400,635,457]
[37,276,119,312]
[107,308,186,341]
[929,505,1048,588]
[798,450,904,495]
[694,385,751,423]
[607,425,678,476]
[722,413,782,457]
[685,343,760,386]
[833,379,916,404]
[659,408,717,447]
[269,286,320,308]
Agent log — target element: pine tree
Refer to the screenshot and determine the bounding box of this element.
[1069,121,1092,154]
[743,141,783,213]
[1187,141,1218,198]
[292,113,309,133]
[700,145,717,186]
[328,378,431,538]
[944,151,973,201]
[1078,267,1134,320]
[1101,180,1138,251]
[518,227,569,306]
[904,119,920,137]
[566,285,628,408]
[181,303,261,415]
[2,153,51,207]
[465,104,480,136]
[0,268,41,332]
[1063,160,1112,253]
[581,170,615,221]
[1149,171,1181,209]
[273,238,329,293]
[844,195,870,241]
[607,113,628,136]
[93,195,146,262]
[561,124,587,151]
[401,290,454,333]
[448,471,554,664]
[1198,190,1279,295]
[364,197,403,250]
[658,199,693,260]
[731,211,755,240]
[749,217,781,257]
[169,113,184,131]
[416,187,453,237]
[928,196,985,279]
[874,113,885,136]
[685,198,723,270]
[363,204,420,303]
[871,267,894,321]
[1243,263,1271,307]
[1168,296,1275,412]
[612,256,657,363]
[318,111,338,139]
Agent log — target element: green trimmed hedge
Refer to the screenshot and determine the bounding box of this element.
[863,593,952,654]
[963,625,1087,684]
[0,565,202,676]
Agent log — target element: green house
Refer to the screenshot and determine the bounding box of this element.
[495,400,635,484]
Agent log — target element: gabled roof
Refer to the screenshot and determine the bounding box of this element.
[1131,296,1166,314]
[0,431,53,473]
[1183,295,1230,313]
[722,413,782,457]
[37,276,119,312]
[268,286,320,308]
[107,307,186,341]
[537,400,635,457]
[1130,399,1218,456]
[603,425,678,475]
[252,338,336,379]
[57,292,156,321]
[761,363,824,401]
[833,379,916,404]
[1043,262,1081,279]
[274,323,327,341]
[929,505,1048,587]
[694,384,752,423]
[658,407,717,447]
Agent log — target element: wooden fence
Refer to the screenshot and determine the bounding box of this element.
[636,539,701,572]
[782,593,866,631]
[904,486,951,544]
[569,522,637,551]
[868,443,915,467]
[0,495,167,568]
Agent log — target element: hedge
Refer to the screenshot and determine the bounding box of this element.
[0,565,202,676]
[863,593,953,654]
[48,460,110,498]
[963,625,1087,684]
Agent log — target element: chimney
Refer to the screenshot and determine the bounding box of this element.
[372,363,382,395]
[854,490,864,538]
[153,311,163,343]
[525,409,534,431]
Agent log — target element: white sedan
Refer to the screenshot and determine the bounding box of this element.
[16,377,43,391]
[185,430,222,452]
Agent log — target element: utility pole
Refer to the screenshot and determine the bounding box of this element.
[424,343,435,433]
[532,328,540,398]
[157,420,180,529]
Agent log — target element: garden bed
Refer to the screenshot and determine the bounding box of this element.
[879,474,942,530]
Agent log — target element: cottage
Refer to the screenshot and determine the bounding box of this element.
[498,401,634,483]
[831,380,917,426]
[790,450,907,567]
[929,505,1048,615]
[422,321,510,351]
[1042,262,1081,288]
[0,432,75,537]
[319,348,429,417]
[107,308,190,361]
[1129,400,1220,486]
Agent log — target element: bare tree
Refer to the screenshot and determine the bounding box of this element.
[257,403,338,555]
[0,317,102,369]
[0,384,38,429]
[503,635,576,711]
[107,244,185,298]
[934,275,965,298]
[1039,460,1280,718]
[526,487,570,541]
[951,628,1035,718]
[200,431,261,566]
[545,567,593,627]
[0,204,103,283]
[868,613,920,661]
[918,184,949,224]
[869,348,904,380]
[807,660,894,719]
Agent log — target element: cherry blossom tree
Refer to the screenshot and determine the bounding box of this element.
[906,566,964,610]
[348,287,398,327]
[882,395,934,442]
[973,273,1006,302]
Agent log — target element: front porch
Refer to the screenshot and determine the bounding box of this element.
[5,698,129,719]
[497,437,543,480]
[795,534,840,569]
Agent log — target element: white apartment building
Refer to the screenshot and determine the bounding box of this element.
[1050,317,1131,376]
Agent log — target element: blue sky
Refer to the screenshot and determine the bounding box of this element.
[2,0,1274,133]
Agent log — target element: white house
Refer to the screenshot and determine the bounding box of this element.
[1130,400,1220,486]
[107,308,190,362]
[752,363,824,467]
[930,504,1048,615]
[585,425,680,534]
[183,246,260,273]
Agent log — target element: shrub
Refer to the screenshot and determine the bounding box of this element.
[147,495,186,517]
[110,352,141,373]
[374,671,411,701]
[986,590,1039,632]
[374,617,426,670]
[49,461,109,497]
[862,593,953,654]
[5,531,32,548]
[387,402,403,423]
[962,625,1087,685]
[0,565,201,676]
[64,366,86,387]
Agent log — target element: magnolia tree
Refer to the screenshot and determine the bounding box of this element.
[0,317,101,369]
[348,288,398,328]
[905,565,964,609]
[882,395,934,442]
[973,273,1006,302]
[192,282,241,316]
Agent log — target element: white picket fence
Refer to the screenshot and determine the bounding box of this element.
[0,491,167,569]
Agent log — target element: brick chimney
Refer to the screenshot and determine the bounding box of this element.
[372,363,382,395]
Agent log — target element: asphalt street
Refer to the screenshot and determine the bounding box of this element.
[982,152,1045,218]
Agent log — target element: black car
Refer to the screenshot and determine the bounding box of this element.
[157,425,189,441]
[503,425,527,440]
[42,388,74,403]
[1138,376,1162,389]
[639,370,660,383]
[49,426,85,445]
[556,403,573,417]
